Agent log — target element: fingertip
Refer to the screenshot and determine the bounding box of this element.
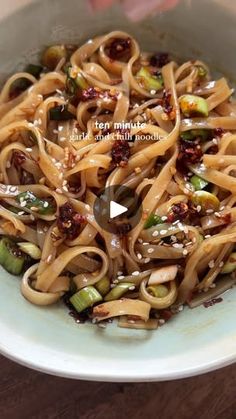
[89,0,114,11]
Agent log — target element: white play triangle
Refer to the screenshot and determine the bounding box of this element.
[110,200,128,219]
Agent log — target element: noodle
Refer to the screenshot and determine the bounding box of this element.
[0,31,235,330]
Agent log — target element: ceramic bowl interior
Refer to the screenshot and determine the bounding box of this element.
[0,0,235,381]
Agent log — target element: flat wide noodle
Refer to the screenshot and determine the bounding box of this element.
[0,31,234,325]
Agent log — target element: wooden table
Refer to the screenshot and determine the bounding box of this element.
[0,356,235,419]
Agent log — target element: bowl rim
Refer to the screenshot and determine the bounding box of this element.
[0,319,235,381]
[0,0,236,382]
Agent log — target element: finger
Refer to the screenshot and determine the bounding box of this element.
[89,0,115,11]
[122,0,179,21]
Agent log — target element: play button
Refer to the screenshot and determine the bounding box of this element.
[94,185,142,235]
[110,201,128,219]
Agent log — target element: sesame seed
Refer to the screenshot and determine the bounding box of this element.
[171,235,177,242]
[160,229,168,235]
[56,188,63,194]
[117,271,123,276]
[196,205,201,213]
[177,223,185,232]
[173,219,180,225]
[9,186,17,192]
[62,186,68,192]
[53,129,59,134]
[220,206,225,211]
[132,271,140,276]
[208,260,215,268]
[118,275,125,280]
[43,201,49,208]
[20,201,27,207]
[46,254,53,263]
[55,162,62,168]
[59,137,66,142]
[137,238,143,244]
[173,243,183,248]
[219,262,224,268]
[161,216,168,221]
[152,230,159,237]
[39,109,44,114]
[59,173,63,179]
[62,180,67,186]
[25,147,32,152]
[142,242,149,246]
[97,323,106,329]
[150,89,156,95]
[147,248,154,254]
[58,126,63,132]
[205,234,211,239]
[206,209,214,214]
[137,253,142,260]
[183,226,189,234]
[214,212,221,218]
[178,305,184,312]
[144,258,151,263]
[6,161,11,169]
[210,283,216,288]
[159,319,165,325]
[183,249,188,256]
[185,241,192,247]
[129,286,136,291]
[30,214,35,221]
[18,211,25,216]
[212,138,218,145]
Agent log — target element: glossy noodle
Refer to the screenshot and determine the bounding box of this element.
[0,31,235,330]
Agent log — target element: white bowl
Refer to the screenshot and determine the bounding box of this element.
[0,0,236,382]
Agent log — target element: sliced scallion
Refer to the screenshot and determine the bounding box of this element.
[136,67,163,91]
[95,276,110,296]
[70,286,102,313]
[25,64,43,78]
[16,192,55,215]
[66,66,89,96]
[180,129,210,142]
[191,190,220,214]
[190,175,209,191]
[147,284,169,298]
[144,213,163,229]
[42,45,67,70]
[0,237,26,275]
[104,283,135,302]
[179,94,209,117]
[196,65,208,78]
[221,252,236,274]
[49,105,74,121]
[18,242,42,260]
